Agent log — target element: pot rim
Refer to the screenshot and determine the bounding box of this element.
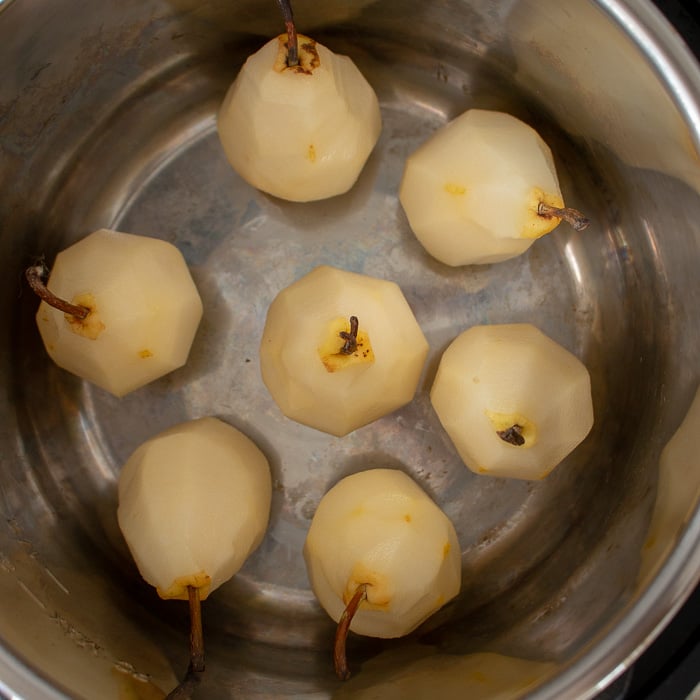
[1,1,700,698]
[533,505,700,700]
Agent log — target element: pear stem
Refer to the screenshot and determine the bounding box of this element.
[165,586,205,700]
[276,0,299,67]
[537,202,590,232]
[188,585,205,674]
[25,263,90,319]
[339,316,359,355]
[334,583,368,681]
[497,424,525,446]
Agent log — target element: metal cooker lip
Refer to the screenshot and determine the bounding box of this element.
[0,651,70,700]
[605,0,700,154]
[1,1,699,699]
[529,1,700,695]
[531,508,700,700]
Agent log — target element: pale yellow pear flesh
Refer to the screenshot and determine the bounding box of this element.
[259,265,429,437]
[431,324,593,480]
[217,34,381,202]
[35,229,203,397]
[303,469,461,638]
[399,109,565,266]
[117,417,272,600]
[332,649,557,700]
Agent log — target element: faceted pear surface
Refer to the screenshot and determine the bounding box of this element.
[304,469,461,638]
[259,265,429,436]
[431,324,593,480]
[218,34,381,202]
[35,229,203,397]
[399,109,565,266]
[118,417,272,600]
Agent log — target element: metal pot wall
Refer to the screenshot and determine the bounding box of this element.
[1,0,699,698]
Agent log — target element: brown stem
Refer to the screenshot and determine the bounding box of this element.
[538,202,590,232]
[165,586,205,700]
[276,0,298,67]
[25,263,89,319]
[497,424,525,446]
[339,316,359,355]
[334,583,368,681]
[188,585,205,673]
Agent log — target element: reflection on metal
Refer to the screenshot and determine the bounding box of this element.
[0,0,699,698]
[638,385,700,587]
[332,648,557,700]
[510,0,700,194]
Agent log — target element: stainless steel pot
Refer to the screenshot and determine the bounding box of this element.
[1,1,699,698]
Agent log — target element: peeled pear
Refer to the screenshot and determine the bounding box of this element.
[117,417,272,600]
[34,229,203,397]
[431,324,593,480]
[259,265,429,436]
[303,468,461,640]
[332,649,557,700]
[399,109,573,266]
[217,33,381,202]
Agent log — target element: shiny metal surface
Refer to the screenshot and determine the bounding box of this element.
[0,1,699,698]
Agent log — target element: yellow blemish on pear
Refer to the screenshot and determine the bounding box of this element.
[157,571,212,601]
[444,183,466,195]
[318,317,375,372]
[345,564,391,609]
[65,293,105,340]
[521,188,565,240]
[273,33,320,74]
[485,410,538,448]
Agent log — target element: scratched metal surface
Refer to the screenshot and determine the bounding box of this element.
[1,1,699,698]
